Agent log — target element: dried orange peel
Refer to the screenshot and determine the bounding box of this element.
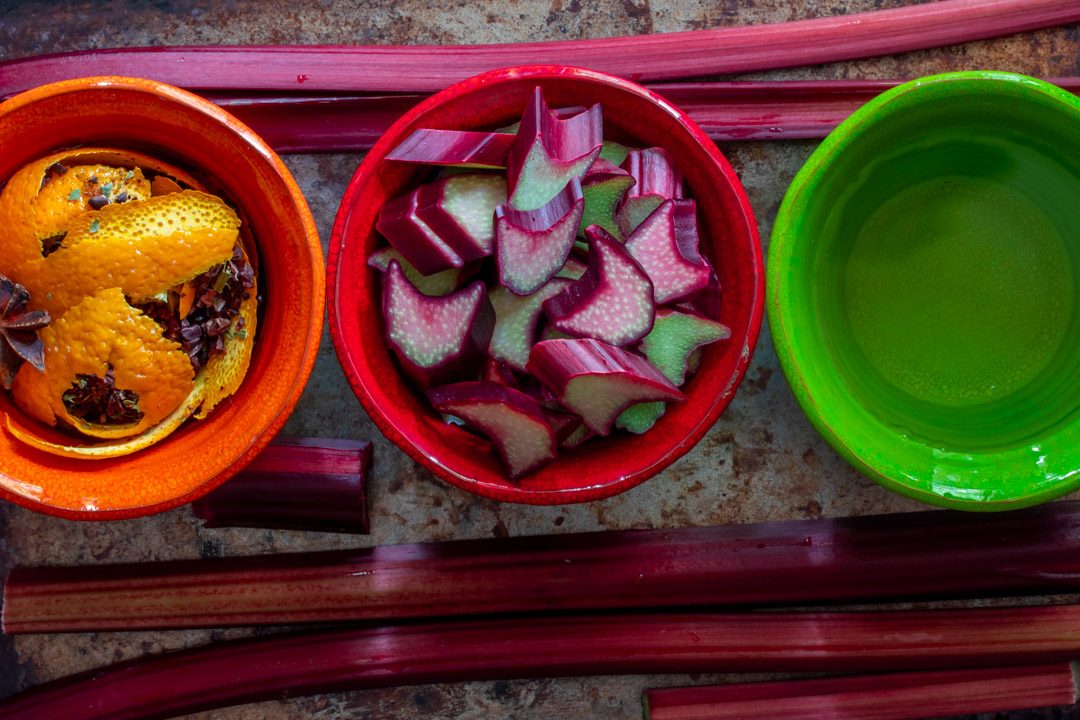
[0,148,258,457]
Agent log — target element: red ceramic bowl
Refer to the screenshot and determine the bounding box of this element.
[0,77,324,520]
[329,66,763,504]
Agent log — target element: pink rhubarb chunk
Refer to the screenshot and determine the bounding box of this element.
[375,187,464,275]
[624,199,712,305]
[415,173,506,262]
[543,226,655,347]
[382,260,494,387]
[506,87,602,211]
[428,381,558,479]
[489,278,571,372]
[495,178,584,296]
[527,338,684,435]
[386,129,516,168]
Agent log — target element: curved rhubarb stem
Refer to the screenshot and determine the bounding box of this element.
[1,0,1077,94]
[3,606,1080,720]
[10,502,1080,633]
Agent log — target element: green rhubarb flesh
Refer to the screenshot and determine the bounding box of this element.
[441,174,507,253]
[368,247,461,296]
[600,141,630,166]
[617,196,664,236]
[641,309,732,386]
[440,401,555,478]
[580,175,635,239]
[511,143,598,211]
[489,281,568,371]
[563,374,675,435]
[616,401,665,434]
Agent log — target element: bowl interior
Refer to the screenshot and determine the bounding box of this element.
[0,78,323,519]
[331,66,763,504]
[770,72,1080,509]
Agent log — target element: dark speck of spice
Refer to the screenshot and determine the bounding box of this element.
[40,232,66,257]
[115,191,129,204]
[88,195,109,210]
[61,365,144,426]
[39,162,68,190]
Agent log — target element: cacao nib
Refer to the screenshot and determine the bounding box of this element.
[62,366,144,426]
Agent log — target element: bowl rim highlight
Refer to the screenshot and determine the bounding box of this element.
[768,70,1080,511]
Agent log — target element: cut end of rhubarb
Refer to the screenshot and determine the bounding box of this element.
[496,177,584,295]
[376,188,464,275]
[506,87,602,211]
[617,147,683,237]
[543,226,655,347]
[580,160,635,240]
[368,247,468,297]
[489,278,571,372]
[624,199,712,305]
[640,308,731,386]
[383,261,494,387]
[416,173,506,262]
[527,338,683,435]
[428,381,557,479]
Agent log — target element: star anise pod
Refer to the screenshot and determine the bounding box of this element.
[0,274,50,390]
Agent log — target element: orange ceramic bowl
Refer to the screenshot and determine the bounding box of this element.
[329,66,763,504]
[0,77,323,520]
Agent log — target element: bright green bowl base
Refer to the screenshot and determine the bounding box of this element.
[769,72,1080,508]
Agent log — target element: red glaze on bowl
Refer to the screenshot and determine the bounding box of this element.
[0,77,324,520]
[329,66,762,504]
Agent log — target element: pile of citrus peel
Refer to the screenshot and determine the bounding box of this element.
[0,149,258,459]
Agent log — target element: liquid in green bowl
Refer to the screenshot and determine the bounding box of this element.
[769,72,1080,509]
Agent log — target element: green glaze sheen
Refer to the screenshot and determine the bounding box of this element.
[768,72,1080,510]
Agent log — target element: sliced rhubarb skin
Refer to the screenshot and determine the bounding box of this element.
[367,247,468,297]
[599,140,630,166]
[616,147,683,236]
[386,128,516,168]
[527,338,683,435]
[495,177,584,295]
[579,159,635,239]
[543,226,655,347]
[640,307,731,386]
[428,381,558,479]
[376,188,464,275]
[506,87,603,211]
[382,260,494,387]
[624,199,712,305]
[416,173,506,262]
[489,278,570,372]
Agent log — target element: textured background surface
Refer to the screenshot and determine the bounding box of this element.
[1,0,1079,718]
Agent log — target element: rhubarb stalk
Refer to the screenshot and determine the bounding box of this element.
[191,438,371,535]
[644,664,1080,720]
[10,501,1080,633]
[3,606,1080,720]
[1,0,1077,95]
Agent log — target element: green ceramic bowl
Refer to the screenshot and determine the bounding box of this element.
[769,71,1080,510]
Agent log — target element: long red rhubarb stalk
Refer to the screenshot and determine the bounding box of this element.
[1,0,1077,96]
[191,438,371,535]
[9,501,1080,632]
[644,664,1080,720]
[208,77,1080,152]
[3,606,1080,720]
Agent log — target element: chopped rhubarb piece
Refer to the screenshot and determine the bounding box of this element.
[678,272,724,318]
[386,128,516,168]
[489,279,570,372]
[559,421,594,448]
[506,88,602,211]
[367,247,467,297]
[616,147,683,236]
[428,381,557,478]
[599,140,630,166]
[543,226,655,347]
[375,187,463,275]
[382,260,494,387]
[543,409,582,443]
[641,307,731,385]
[527,338,683,435]
[498,106,589,134]
[615,401,665,435]
[416,173,506,262]
[625,199,712,304]
[495,178,584,295]
[579,159,635,239]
